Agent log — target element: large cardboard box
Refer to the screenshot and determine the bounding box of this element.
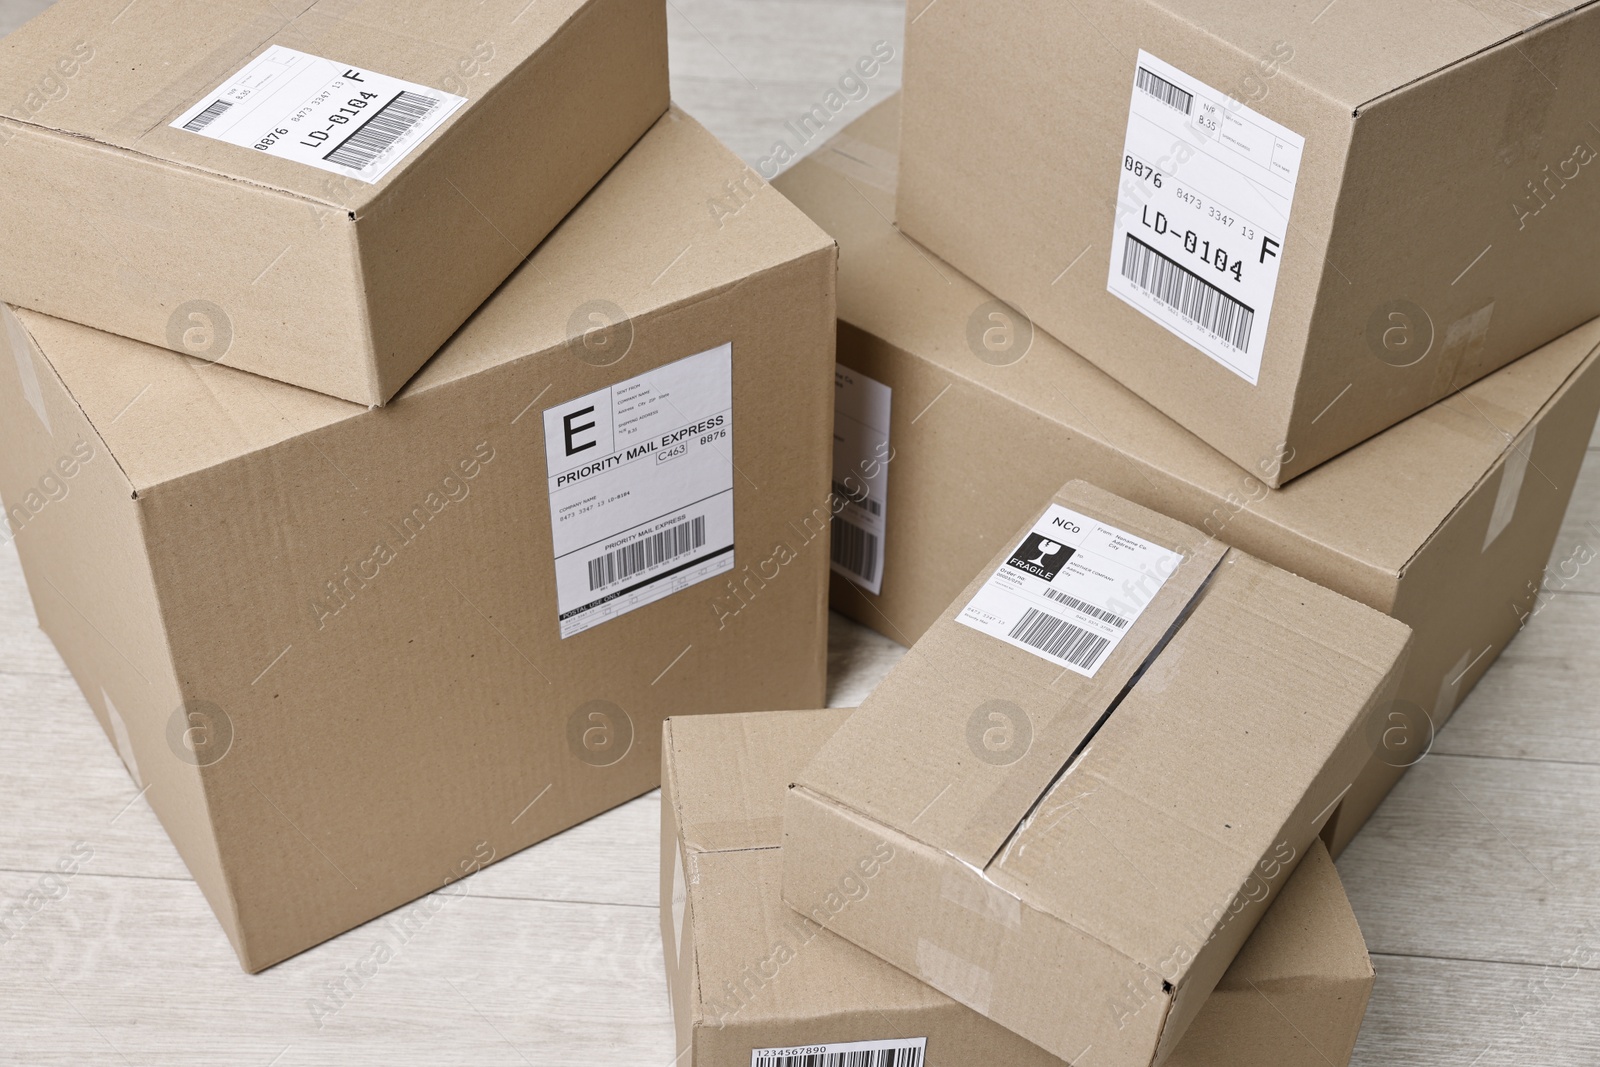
[0,0,669,405]
[663,708,1375,1067]
[0,107,836,972]
[895,1,1600,484]
[782,481,1410,1067]
[777,98,1600,855]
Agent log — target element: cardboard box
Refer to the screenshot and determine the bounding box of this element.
[894,1,1600,484]
[781,481,1410,1067]
[777,98,1600,855]
[0,107,836,971]
[663,708,1375,1067]
[0,0,669,404]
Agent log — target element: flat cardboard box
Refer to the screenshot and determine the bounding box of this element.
[663,708,1375,1067]
[0,107,836,971]
[0,0,669,404]
[782,481,1410,1067]
[776,97,1600,856]
[894,1,1600,484]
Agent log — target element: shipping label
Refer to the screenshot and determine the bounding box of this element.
[1108,50,1305,384]
[830,365,892,594]
[544,345,735,639]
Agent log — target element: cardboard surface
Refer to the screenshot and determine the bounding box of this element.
[782,482,1410,1067]
[0,0,670,403]
[0,107,838,972]
[894,0,1600,482]
[663,708,1374,1067]
[776,97,1600,855]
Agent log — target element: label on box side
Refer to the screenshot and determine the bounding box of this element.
[1107,50,1305,385]
[544,345,736,639]
[170,45,466,184]
[957,504,1181,677]
[831,365,892,594]
[752,1037,928,1067]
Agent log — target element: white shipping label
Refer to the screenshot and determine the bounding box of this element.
[958,504,1182,677]
[831,365,892,594]
[752,1037,927,1067]
[170,45,466,184]
[543,345,736,639]
[1108,50,1305,385]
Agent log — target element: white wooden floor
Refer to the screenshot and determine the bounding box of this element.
[2,2,1599,1064]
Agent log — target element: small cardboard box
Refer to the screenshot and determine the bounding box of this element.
[776,98,1600,855]
[663,708,1375,1067]
[781,481,1410,1067]
[0,0,669,405]
[895,1,1600,484]
[0,107,836,972]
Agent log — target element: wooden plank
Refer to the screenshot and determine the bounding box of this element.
[1337,752,1600,968]
[1354,953,1600,1066]
[0,869,676,1066]
[1435,591,1600,765]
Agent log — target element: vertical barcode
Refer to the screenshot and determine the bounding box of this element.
[183,99,233,133]
[832,479,882,517]
[1135,66,1194,115]
[587,516,707,591]
[831,517,879,584]
[1121,235,1255,352]
[1009,607,1111,669]
[753,1047,925,1067]
[324,91,441,172]
[1042,588,1129,629]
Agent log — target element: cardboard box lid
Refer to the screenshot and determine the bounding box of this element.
[775,95,1600,593]
[6,107,833,493]
[0,0,599,208]
[1030,1,1594,111]
[669,709,1372,1035]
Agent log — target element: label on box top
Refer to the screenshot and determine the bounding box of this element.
[170,45,466,184]
[957,504,1182,677]
[830,365,892,594]
[752,1037,927,1067]
[543,345,736,639]
[1107,50,1305,385]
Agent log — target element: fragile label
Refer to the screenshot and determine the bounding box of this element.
[1108,50,1305,384]
[752,1037,927,1067]
[830,365,892,594]
[958,505,1181,677]
[544,345,735,639]
[170,45,466,184]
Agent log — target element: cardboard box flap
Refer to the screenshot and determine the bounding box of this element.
[0,0,595,207]
[796,481,1227,871]
[988,552,1407,972]
[668,708,853,854]
[775,95,1600,587]
[11,107,834,493]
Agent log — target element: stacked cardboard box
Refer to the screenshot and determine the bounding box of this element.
[0,2,839,971]
[775,97,1600,855]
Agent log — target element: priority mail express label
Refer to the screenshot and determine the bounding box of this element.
[544,345,735,639]
[1108,50,1305,384]
[957,505,1181,677]
[171,45,466,184]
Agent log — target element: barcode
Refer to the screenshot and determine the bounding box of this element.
[1042,588,1129,629]
[1009,607,1111,669]
[832,480,881,517]
[1136,66,1193,115]
[1121,235,1255,352]
[753,1047,924,1067]
[587,516,707,591]
[183,99,233,133]
[325,91,441,172]
[831,517,879,584]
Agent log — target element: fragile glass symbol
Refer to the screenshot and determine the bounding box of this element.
[1031,540,1063,567]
